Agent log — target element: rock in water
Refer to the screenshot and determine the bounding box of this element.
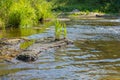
[16,50,40,62]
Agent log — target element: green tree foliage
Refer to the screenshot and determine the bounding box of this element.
[94,0,120,12]
[50,0,120,13]
[0,0,52,28]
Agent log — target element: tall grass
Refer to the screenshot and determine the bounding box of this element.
[0,0,53,28]
[0,18,4,28]
[55,20,67,40]
[7,0,36,28]
[31,0,53,21]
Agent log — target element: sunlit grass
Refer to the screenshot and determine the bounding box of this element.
[20,40,35,49]
[55,20,67,40]
[0,0,53,28]
[32,0,53,20]
[7,0,36,28]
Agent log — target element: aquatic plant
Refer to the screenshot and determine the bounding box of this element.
[20,40,35,49]
[55,20,67,40]
[63,23,67,38]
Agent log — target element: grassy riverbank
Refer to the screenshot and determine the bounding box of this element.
[0,0,120,28]
[0,0,53,28]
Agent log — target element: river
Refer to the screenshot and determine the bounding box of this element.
[0,18,120,80]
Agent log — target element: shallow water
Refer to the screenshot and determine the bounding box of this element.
[0,18,120,80]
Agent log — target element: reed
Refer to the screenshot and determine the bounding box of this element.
[54,20,67,40]
[31,0,53,21]
[0,18,4,28]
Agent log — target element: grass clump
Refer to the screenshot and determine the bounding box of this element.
[31,0,53,22]
[55,20,67,40]
[0,18,4,28]
[7,0,36,28]
[0,0,53,28]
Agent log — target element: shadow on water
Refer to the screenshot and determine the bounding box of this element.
[0,18,120,80]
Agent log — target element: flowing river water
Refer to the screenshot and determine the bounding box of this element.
[0,18,120,80]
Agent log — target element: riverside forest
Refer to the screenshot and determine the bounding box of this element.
[0,0,120,80]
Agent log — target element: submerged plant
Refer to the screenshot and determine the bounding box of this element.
[55,20,67,40]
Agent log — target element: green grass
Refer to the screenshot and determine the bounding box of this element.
[20,40,35,49]
[55,20,67,40]
[7,0,36,28]
[0,0,53,28]
[0,18,4,28]
[32,0,53,20]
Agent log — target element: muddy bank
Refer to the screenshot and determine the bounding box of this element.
[0,37,73,62]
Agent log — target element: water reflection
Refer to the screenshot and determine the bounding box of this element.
[0,22,53,38]
[75,40,120,59]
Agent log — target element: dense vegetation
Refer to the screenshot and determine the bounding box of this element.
[50,0,120,13]
[0,0,52,28]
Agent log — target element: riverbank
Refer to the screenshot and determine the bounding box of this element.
[58,11,120,20]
